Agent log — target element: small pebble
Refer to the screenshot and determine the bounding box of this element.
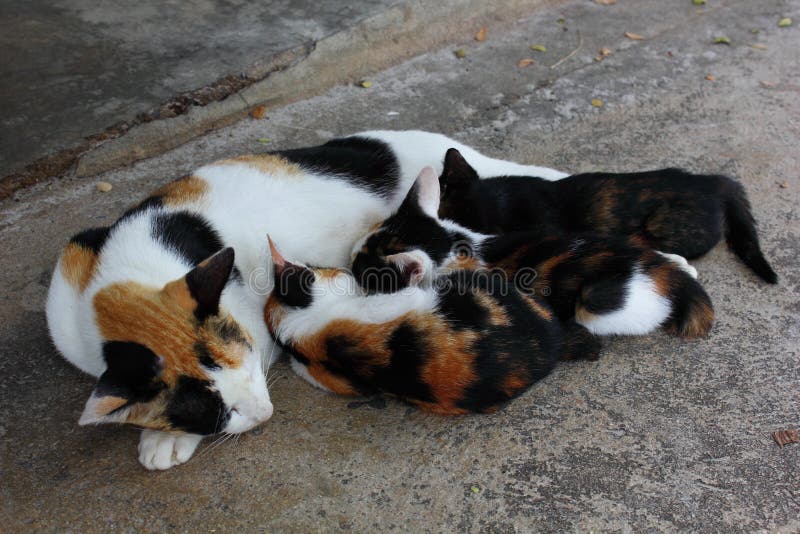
[96,182,113,192]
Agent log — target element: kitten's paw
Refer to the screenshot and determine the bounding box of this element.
[138,429,203,470]
[657,251,698,279]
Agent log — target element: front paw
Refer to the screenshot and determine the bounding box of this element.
[138,429,203,470]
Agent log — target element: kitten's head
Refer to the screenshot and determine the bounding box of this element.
[351,167,457,293]
[438,148,480,221]
[79,248,273,435]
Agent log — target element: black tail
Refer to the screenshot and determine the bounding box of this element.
[722,179,777,283]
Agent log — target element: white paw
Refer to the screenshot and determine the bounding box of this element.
[657,251,698,279]
[138,429,203,470]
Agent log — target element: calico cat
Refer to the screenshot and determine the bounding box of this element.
[264,238,600,414]
[437,148,777,283]
[46,130,567,469]
[352,167,714,338]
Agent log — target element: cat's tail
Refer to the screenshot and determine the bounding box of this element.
[721,177,778,284]
[656,261,715,338]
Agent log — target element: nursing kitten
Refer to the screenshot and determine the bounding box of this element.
[47,131,567,469]
[265,238,599,414]
[352,167,714,338]
[437,149,777,283]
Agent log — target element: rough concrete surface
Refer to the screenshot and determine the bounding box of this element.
[0,0,396,175]
[2,0,799,531]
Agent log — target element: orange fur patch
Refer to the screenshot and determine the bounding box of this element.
[444,255,482,271]
[218,154,302,176]
[521,294,554,321]
[151,175,208,206]
[269,303,482,413]
[94,280,246,385]
[473,289,511,326]
[60,243,99,292]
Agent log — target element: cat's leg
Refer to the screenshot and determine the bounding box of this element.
[138,429,203,471]
[355,130,568,182]
[561,320,603,361]
[290,358,331,392]
[656,251,698,279]
[575,273,672,336]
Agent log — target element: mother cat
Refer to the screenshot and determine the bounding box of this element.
[46,130,567,470]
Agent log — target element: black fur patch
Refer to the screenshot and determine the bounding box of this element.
[276,136,400,197]
[380,323,436,402]
[273,264,315,308]
[166,376,228,435]
[69,226,111,254]
[151,211,224,267]
[97,341,164,404]
[195,342,221,370]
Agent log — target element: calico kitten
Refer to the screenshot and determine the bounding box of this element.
[352,167,714,338]
[437,149,777,283]
[47,131,567,469]
[265,238,599,414]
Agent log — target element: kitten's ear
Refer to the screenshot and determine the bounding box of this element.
[441,148,479,198]
[415,166,441,218]
[268,236,314,307]
[385,251,427,286]
[399,166,441,219]
[184,247,235,320]
[79,342,164,426]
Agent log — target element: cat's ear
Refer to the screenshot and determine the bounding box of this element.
[415,166,441,218]
[385,251,427,286]
[79,342,164,426]
[441,148,479,198]
[183,247,235,320]
[268,236,315,307]
[399,166,441,219]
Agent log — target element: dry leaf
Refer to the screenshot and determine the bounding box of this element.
[454,48,467,59]
[772,429,799,447]
[594,0,616,4]
[360,80,373,88]
[750,43,768,50]
[777,181,788,189]
[249,105,267,119]
[517,58,535,68]
[96,182,113,193]
[625,32,645,40]
[591,98,603,107]
[705,74,716,81]
[594,56,603,62]
[760,80,777,88]
[600,47,612,56]
[475,27,487,42]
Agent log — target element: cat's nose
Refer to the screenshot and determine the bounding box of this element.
[259,400,274,422]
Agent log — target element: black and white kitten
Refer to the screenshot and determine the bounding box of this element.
[437,149,777,283]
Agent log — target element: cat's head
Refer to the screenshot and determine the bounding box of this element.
[79,248,273,435]
[438,147,480,222]
[351,166,476,294]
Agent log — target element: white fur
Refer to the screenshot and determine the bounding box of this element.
[658,251,698,279]
[138,430,203,471]
[273,270,437,343]
[47,130,566,469]
[290,358,330,392]
[577,269,672,336]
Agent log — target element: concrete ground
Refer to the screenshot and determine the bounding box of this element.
[2,0,799,530]
[0,0,395,175]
